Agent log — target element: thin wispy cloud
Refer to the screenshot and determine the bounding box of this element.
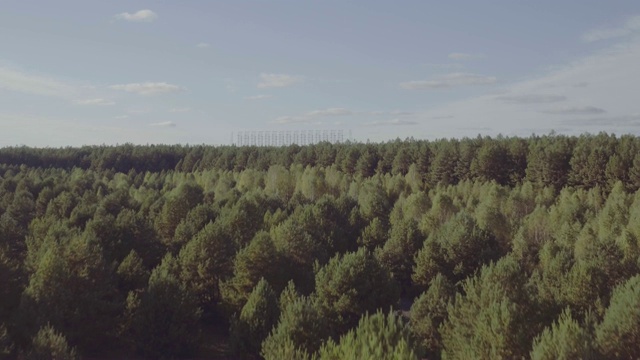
[110,82,182,95]
[407,36,640,138]
[127,108,152,114]
[271,116,313,125]
[448,53,485,61]
[366,119,419,126]
[0,66,77,99]
[307,108,352,116]
[541,106,605,115]
[582,15,640,42]
[196,42,210,48]
[390,111,414,116]
[424,63,465,70]
[114,115,129,119]
[561,114,640,127]
[245,94,272,100]
[149,121,176,127]
[400,73,497,89]
[497,94,567,104]
[75,98,115,106]
[169,107,191,113]
[257,73,304,88]
[115,10,158,23]
[428,115,455,120]
[271,107,353,124]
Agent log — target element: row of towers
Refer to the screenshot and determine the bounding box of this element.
[233,130,346,147]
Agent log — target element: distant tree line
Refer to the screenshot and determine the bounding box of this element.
[1,133,639,191]
[0,132,639,358]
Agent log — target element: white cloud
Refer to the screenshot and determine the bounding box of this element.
[307,108,352,116]
[583,15,640,42]
[404,37,640,139]
[149,121,176,127]
[0,66,77,99]
[196,42,210,48]
[367,119,419,126]
[245,94,272,100]
[75,98,115,106]
[400,73,497,89]
[448,53,485,61]
[110,82,182,95]
[115,9,158,23]
[169,107,191,113]
[114,115,129,119]
[541,106,606,115]
[257,73,304,88]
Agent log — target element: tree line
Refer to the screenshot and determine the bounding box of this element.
[0,132,639,358]
[1,133,639,191]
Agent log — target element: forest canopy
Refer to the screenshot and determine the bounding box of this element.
[1,132,640,359]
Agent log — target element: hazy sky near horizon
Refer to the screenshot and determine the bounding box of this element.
[2,1,640,146]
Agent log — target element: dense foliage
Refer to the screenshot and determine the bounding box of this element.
[0,132,639,358]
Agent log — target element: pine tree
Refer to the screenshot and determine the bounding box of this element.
[116,250,149,292]
[413,211,499,287]
[230,278,280,355]
[596,275,640,359]
[440,257,530,359]
[178,220,235,311]
[25,325,78,360]
[261,296,327,359]
[376,218,423,290]
[530,309,596,360]
[317,310,420,360]
[130,255,202,358]
[315,249,399,334]
[409,273,455,358]
[221,231,283,313]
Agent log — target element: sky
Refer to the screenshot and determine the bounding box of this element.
[1,1,640,147]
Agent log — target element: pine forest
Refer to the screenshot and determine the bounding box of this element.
[2,132,640,359]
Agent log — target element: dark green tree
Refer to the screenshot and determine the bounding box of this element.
[530,309,596,360]
[596,275,640,359]
[25,324,78,360]
[129,255,202,358]
[315,249,399,334]
[261,297,328,359]
[230,278,280,355]
[221,231,283,314]
[440,257,531,359]
[317,310,421,360]
[409,273,455,358]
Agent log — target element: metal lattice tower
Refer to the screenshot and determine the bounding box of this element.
[233,129,347,146]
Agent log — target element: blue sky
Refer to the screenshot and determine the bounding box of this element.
[1,1,640,146]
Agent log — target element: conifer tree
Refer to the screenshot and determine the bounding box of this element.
[221,231,283,313]
[130,255,202,358]
[317,310,420,360]
[596,275,640,359]
[410,273,455,358]
[178,220,235,311]
[25,325,78,360]
[315,249,399,334]
[530,309,596,360]
[440,257,530,359]
[230,278,280,355]
[261,297,328,359]
[376,218,423,290]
